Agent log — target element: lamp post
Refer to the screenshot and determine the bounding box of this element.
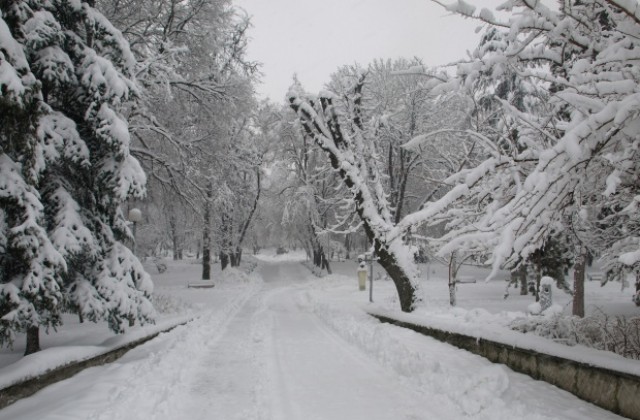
[128,208,142,256]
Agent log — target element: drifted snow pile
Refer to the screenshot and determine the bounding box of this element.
[299,291,554,420]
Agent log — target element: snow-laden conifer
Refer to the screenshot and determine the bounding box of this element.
[1,0,153,353]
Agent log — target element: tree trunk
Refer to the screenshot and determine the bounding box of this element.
[321,248,332,274]
[170,214,181,261]
[220,211,232,271]
[533,252,542,302]
[375,241,416,312]
[573,249,586,317]
[220,251,230,271]
[202,182,212,280]
[202,246,211,279]
[344,233,351,260]
[635,272,640,306]
[25,326,41,355]
[231,168,260,268]
[231,247,242,267]
[448,252,457,307]
[518,265,528,295]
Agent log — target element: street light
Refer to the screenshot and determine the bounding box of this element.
[128,208,142,255]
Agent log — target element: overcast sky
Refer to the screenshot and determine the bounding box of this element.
[233,0,504,102]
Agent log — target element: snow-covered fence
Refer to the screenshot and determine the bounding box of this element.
[371,314,640,420]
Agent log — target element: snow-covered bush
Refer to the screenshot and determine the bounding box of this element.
[424,0,640,311]
[151,293,192,315]
[511,310,640,359]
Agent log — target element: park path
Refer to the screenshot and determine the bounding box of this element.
[0,261,625,420]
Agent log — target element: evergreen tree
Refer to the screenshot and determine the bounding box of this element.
[1,0,153,355]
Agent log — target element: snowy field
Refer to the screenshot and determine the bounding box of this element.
[0,251,636,419]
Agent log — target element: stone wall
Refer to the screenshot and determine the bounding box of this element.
[372,314,640,420]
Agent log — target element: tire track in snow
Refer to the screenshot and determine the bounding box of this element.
[262,283,453,420]
[86,280,263,420]
[172,285,284,420]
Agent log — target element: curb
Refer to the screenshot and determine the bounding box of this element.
[0,319,192,410]
[371,313,640,420]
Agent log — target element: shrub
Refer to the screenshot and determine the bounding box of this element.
[510,310,640,359]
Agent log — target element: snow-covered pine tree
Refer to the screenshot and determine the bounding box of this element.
[0,13,66,354]
[1,0,153,354]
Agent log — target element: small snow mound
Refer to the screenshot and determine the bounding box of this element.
[456,365,510,415]
[542,304,563,317]
[218,267,256,284]
[252,248,307,262]
[540,276,555,286]
[528,302,542,315]
[464,307,492,322]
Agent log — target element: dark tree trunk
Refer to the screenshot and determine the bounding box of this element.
[202,182,212,280]
[231,168,260,269]
[344,233,351,260]
[231,248,242,267]
[374,240,415,312]
[202,246,211,279]
[573,249,586,317]
[394,149,407,225]
[635,273,640,306]
[220,251,230,271]
[319,247,332,274]
[313,249,320,267]
[25,326,40,355]
[170,215,181,260]
[448,252,457,307]
[220,211,232,271]
[532,252,542,302]
[518,265,528,295]
[321,255,332,274]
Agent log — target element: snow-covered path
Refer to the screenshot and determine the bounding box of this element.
[257,263,446,420]
[0,262,626,420]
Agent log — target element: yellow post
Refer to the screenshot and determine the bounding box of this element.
[358,269,367,291]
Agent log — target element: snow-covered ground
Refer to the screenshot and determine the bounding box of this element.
[0,251,635,419]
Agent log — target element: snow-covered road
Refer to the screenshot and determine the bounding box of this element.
[258,263,446,420]
[0,262,626,420]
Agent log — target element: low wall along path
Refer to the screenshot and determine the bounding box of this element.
[371,314,640,420]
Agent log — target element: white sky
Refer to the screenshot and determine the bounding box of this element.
[233,0,505,102]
